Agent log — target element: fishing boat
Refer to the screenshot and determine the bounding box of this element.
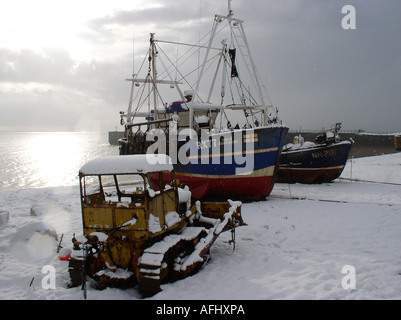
[118,1,288,200]
[277,123,353,184]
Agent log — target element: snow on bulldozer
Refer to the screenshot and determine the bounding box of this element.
[66,154,245,297]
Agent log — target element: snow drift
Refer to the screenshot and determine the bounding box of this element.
[0,152,401,300]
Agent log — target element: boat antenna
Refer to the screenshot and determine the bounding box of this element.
[126,31,136,125]
[198,0,201,81]
[132,30,135,75]
[228,0,234,18]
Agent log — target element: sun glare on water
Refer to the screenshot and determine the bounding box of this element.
[0,132,118,191]
[25,133,85,188]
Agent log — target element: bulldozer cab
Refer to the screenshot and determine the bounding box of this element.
[78,154,185,239]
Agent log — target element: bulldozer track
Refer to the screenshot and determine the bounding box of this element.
[138,227,208,296]
[138,206,241,296]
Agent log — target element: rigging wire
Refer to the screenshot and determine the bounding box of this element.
[155,17,229,84]
[155,43,221,103]
[126,12,273,128]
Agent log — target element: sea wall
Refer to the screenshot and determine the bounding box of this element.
[109,130,400,158]
[286,132,399,158]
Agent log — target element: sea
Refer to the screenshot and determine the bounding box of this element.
[0,132,119,192]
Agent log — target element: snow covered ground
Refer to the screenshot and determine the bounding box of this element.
[1,152,401,300]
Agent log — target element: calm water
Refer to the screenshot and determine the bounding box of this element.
[0,132,119,192]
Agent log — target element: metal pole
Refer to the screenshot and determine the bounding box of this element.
[150,33,158,121]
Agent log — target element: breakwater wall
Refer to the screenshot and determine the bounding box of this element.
[109,130,400,158]
[109,131,125,145]
[286,132,399,158]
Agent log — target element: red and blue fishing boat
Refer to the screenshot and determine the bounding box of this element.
[118,2,288,200]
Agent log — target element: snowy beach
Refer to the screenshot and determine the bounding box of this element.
[0,152,401,300]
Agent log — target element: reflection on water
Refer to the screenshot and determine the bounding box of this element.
[0,132,119,191]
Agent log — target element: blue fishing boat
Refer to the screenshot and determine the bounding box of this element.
[277,123,353,184]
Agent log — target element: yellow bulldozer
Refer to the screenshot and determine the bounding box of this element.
[67,154,245,296]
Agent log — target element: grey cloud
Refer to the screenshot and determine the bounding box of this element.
[88,0,222,27]
[81,0,229,45]
[84,3,201,42]
[234,0,401,132]
[0,47,131,131]
[0,48,74,84]
[1,0,401,132]
[0,47,131,105]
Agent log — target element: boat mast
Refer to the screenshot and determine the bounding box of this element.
[207,40,227,103]
[150,33,158,121]
[122,33,137,126]
[228,2,271,125]
[189,17,220,133]
[228,0,233,17]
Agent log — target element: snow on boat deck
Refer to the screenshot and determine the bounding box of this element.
[0,152,400,300]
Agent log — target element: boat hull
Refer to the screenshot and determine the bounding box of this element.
[174,166,276,201]
[149,126,288,200]
[277,140,353,184]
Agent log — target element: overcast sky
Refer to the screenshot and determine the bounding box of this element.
[0,0,400,132]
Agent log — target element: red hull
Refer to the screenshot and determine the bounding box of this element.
[176,174,274,200]
[149,168,276,201]
[173,168,276,201]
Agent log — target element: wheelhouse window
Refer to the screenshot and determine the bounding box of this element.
[80,173,147,205]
